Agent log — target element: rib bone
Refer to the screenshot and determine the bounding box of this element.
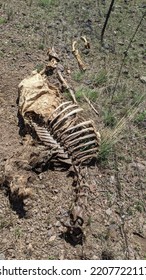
[49,101,72,119]
[70,140,97,153]
[66,133,97,147]
[63,127,95,142]
[51,108,83,132]
[49,104,78,128]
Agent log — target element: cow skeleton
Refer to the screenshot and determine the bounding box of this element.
[17,47,101,243]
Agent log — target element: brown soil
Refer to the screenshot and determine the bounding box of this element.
[0,0,146,259]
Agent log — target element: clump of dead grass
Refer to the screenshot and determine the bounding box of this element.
[98,91,146,163]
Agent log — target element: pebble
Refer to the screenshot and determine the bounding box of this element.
[39,174,43,180]
[48,224,53,230]
[118,41,124,45]
[105,208,112,216]
[28,227,34,233]
[110,175,115,184]
[140,76,146,84]
[49,235,56,242]
[27,243,33,255]
[59,250,65,260]
[92,255,98,260]
[84,80,92,85]
[48,229,52,237]
[122,69,129,75]
[130,162,145,171]
[0,253,5,260]
[55,221,61,227]
[53,189,59,194]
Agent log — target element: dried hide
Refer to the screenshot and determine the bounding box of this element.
[18,70,61,122]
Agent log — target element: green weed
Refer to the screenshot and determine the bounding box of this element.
[15,228,21,238]
[93,70,107,86]
[75,89,84,101]
[38,44,45,50]
[0,50,4,57]
[86,89,98,102]
[0,220,7,229]
[135,110,146,124]
[72,71,84,82]
[35,63,44,72]
[26,0,33,6]
[6,7,14,21]
[38,0,57,8]
[0,17,7,24]
[97,141,112,164]
[127,206,134,216]
[48,256,56,260]
[74,88,98,102]
[130,91,142,105]
[87,216,93,226]
[0,218,12,229]
[103,110,117,127]
[134,201,145,213]
[63,91,72,101]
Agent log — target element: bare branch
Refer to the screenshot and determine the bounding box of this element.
[83,93,99,116]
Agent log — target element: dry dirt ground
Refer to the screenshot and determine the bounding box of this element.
[0,0,146,259]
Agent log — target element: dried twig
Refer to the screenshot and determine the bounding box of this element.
[83,93,99,116]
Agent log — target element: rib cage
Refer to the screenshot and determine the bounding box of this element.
[32,102,100,166]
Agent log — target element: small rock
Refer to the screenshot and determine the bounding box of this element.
[29,227,34,233]
[48,229,53,237]
[137,163,146,170]
[24,24,30,28]
[105,208,112,216]
[141,121,146,128]
[49,235,56,242]
[0,253,5,260]
[55,221,61,227]
[143,224,146,237]
[134,73,139,78]
[110,175,115,184]
[130,162,145,171]
[53,189,59,194]
[48,224,53,230]
[140,76,146,84]
[89,184,97,193]
[92,255,98,260]
[118,41,124,45]
[59,250,65,260]
[27,243,33,255]
[122,69,129,75]
[39,174,43,180]
[84,80,92,85]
